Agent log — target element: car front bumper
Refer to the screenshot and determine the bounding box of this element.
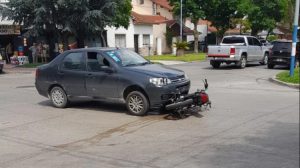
[145,80,191,109]
[0,61,4,71]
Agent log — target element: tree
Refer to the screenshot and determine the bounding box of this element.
[170,0,205,53]
[1,0,132,59]
[238,0,288,36]
[202,0,241,41]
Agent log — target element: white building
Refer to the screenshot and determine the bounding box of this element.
[106,0,173,56]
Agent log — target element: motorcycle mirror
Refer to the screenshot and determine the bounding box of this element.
[204,79,208,89]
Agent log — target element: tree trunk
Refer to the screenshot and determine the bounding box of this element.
[62,33,69,51]
[251,28,259,36]
[193,20,199,53]
[76,37,85,48]
[46,32,57,61]
[100,31,107,47]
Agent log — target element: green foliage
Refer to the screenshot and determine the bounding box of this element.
[202,0,241,38]
[267,35,278,42]
[276,67,299,84]
[170,0,205,53]
[1,0,132,47]
[148,53,206,62]
[174,41,190,50]
[238,0,288,35]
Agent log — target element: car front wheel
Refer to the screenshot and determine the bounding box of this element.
[126,91,149,116]
[50,86,68,108]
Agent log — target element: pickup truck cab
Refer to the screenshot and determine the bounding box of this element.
[208,35,269,68]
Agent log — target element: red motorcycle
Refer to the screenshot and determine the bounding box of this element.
[165,79,211,119]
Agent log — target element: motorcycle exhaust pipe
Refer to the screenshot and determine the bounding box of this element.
[165,99,193,111]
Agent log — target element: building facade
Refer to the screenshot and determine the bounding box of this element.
[106,0,173,56]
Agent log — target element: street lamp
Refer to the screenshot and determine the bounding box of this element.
[180,0,183,41]
[289,0,299,76]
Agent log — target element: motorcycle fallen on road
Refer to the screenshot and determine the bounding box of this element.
[164,79,211,119]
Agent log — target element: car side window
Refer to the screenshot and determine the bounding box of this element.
[62,52,84,71]
[247,37,254,46]
[253,38,261,46]
[87,52,110,72]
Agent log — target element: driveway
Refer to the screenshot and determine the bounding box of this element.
[0,62,298,168]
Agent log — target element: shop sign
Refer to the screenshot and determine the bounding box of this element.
[0,25,21,35]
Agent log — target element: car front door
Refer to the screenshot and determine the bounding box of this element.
[246,37,256,61]
[252,37,264,60]
[58,52,87,97]
[85,52,119,99]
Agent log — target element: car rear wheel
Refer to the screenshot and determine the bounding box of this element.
[267,64,275,69]
[126,91,149,116]
[50,86,68,108]
[211,61,221,69]
[260,53,268,65]
[237,56,247,69]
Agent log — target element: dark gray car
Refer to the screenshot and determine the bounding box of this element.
[35,48,190,116]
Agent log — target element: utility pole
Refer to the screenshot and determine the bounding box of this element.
[180,0,183,42]
[290,0,299,76]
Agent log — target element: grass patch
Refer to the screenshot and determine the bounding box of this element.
[18,63,45,68]
[146,53,206,62]
[276,67,299,84]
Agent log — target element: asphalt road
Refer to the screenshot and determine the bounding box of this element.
[0,62,299,168]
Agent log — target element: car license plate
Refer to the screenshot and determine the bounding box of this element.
[276,59,283,62]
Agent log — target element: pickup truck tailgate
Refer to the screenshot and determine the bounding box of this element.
[207,46,232,58]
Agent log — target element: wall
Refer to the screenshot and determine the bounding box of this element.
[106,20,135,49]
[185,20,207,42]
[132,0,153,15]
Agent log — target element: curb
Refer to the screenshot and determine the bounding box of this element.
[269,76,300,89]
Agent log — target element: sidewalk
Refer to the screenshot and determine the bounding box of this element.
[1,63,36,74]
[151,60,186,65]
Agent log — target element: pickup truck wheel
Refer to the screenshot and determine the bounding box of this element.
[126,91,149,116]
[260,53,268,65]
[267,64,274,69]
[237,56,247,69]
[50,86,68,108]
[211,61,221,69]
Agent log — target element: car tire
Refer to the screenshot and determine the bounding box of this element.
[126,91,149,116]
[50,86,69,108]
[267,64,275,69]
[260,53,268,65]
[237,56,247,69]
[211,61,221,69]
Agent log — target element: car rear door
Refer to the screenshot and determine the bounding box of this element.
[58,52,87,97]
[85,51,119,99]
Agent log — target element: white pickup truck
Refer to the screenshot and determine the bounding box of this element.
[207,35,270,68]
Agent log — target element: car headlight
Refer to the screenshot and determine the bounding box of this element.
[149,77,171,87]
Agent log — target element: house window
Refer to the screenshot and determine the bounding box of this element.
[143,34,150,46]
[115,34,126,48]
[139,0,144,5]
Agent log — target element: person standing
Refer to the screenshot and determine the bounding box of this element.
[5,43,13,64]
[29,43,37,64]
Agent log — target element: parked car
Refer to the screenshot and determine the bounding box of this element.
[188,41,206,51]
[35,48,190,116]
[207,35,270,68]
[0,54,4,73]
[268,40,299,69]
